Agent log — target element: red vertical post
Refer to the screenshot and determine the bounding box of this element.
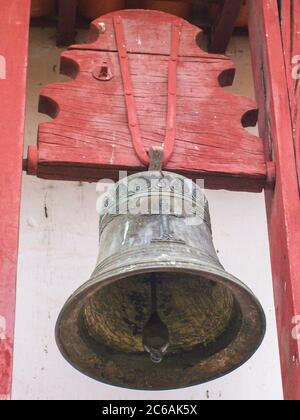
[280,0,300,191]
[0,0,30,400]
[248,0,300,400]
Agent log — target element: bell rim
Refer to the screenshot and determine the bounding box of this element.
[56,262,266,391]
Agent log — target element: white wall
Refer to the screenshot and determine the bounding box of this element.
[12,27,283,400]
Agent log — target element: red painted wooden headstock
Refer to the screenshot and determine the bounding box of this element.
[27,9,266,192]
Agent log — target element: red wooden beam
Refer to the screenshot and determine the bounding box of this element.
[209,0,243,54]
[0,0,30,400]
[279,0,300,189]
[248,0,300,400]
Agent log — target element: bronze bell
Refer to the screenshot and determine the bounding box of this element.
[56,171,266,390]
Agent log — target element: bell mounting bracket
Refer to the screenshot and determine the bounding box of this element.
[24,9,268,192]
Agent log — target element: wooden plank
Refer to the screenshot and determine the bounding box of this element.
[209,0,243,54]
[27,10,266,193]
[248,0,300,400]
[73,10,232,57]
[279,0,300,188]
[57,0,78,46]
[0,0,30,400]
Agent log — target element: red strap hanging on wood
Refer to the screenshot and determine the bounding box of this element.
[113,16,181,167]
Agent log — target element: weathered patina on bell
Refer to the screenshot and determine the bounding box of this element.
[56,171,266,390]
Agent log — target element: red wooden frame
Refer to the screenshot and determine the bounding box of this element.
[248,0,300,400]
[0,0,30,400]
[0,0,298,401]
[280,0,300,188]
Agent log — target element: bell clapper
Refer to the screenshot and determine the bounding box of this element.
[142,274,170,364]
